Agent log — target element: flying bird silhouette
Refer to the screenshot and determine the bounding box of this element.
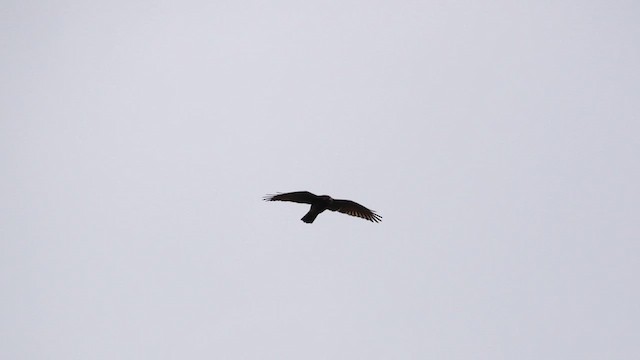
[263,191,382,223]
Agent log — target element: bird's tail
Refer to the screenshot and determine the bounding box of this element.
[301,209,320,223]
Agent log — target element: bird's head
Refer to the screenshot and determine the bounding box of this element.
[319,195,334,203]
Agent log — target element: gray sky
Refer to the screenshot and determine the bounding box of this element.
[2,0,639,359]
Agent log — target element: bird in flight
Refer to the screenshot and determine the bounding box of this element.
[263,191,382,224]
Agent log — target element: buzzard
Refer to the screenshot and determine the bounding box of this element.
[263,191,382,224]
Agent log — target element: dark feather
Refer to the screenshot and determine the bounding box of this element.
[263,191,318,204]
[328,199,382,223]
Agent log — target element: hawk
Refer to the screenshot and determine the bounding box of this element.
[263,191,382,224]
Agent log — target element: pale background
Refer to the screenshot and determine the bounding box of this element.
[2,1,639,359]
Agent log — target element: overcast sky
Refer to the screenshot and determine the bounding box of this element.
[2,1,639,359]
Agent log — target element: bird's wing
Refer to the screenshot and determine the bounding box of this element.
[328,199,382,223]
[263,191,318,204]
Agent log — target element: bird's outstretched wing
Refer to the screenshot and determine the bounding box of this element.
[263,191,318,204]
[328,199,382,223]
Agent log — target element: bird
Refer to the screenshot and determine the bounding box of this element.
[263,191,382,224]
